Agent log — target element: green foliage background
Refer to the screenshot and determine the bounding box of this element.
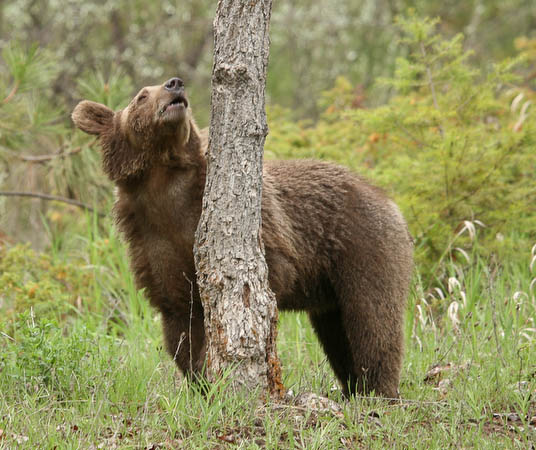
[0,4,536,447]
[0,3,535,281]
[0,0,534,281]
[265,16,536,281]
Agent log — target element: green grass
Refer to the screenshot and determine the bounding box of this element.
[1,219,535,448]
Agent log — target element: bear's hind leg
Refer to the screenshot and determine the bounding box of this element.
[338,282,405,399]
[308,309,358,397]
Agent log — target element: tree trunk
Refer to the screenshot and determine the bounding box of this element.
[193,0,283,397]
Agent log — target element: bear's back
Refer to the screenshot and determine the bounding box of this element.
[261,159,412,311]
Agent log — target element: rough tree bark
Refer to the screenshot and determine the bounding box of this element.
[193,0,283,397]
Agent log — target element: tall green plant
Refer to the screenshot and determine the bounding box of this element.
[350,16,535,279]
[267,16,536,283]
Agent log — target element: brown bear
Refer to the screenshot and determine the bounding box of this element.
[72,77,413,398]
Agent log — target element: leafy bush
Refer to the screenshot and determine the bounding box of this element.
[0,243,93,324]
[4,315,93,394]
[0,312,122,405]
[266,16,536,281]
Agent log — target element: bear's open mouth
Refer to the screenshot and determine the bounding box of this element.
[163,94,188,113]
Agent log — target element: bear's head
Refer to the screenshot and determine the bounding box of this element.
[72,77,200,182]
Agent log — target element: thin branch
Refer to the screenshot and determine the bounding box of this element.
[420,42,444,137]
[526,69,536,82]
[1,138,97,163]
[2,80,20,104]
[0,191,105,216]
[17,145,84,163]
[394,120,427,148]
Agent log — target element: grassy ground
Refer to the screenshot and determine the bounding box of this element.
[0,218,535,448]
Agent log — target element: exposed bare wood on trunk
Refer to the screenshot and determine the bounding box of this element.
[194,0,283,397]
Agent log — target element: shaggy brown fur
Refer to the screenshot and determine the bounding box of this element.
[72,78,413,398]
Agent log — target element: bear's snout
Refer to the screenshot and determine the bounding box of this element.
[164,77,185,92]
[158,78,189,119]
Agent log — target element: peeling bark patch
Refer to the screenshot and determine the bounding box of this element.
[243,283,251,308]
[213,64,250,85]
[266,313,285,399]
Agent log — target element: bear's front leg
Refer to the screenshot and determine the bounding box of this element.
[160,303,206,377]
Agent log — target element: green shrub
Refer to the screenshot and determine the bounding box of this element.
[266,16,536,282]
[0,312,115,400]
[0,243,93,324]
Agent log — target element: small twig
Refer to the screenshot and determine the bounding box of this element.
[0,191,105,216]
[183,271,195,373]
[2,80,20,104]
[1,331,15,341]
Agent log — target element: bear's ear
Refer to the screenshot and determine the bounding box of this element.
[72,100,114,136]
